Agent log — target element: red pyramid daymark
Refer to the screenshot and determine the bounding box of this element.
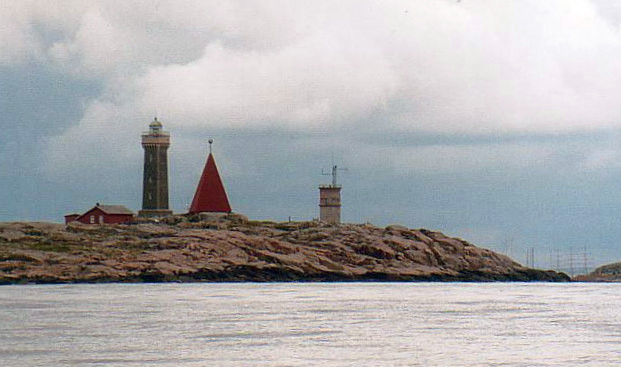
[189,153,232,213]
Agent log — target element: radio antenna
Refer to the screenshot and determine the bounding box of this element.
[322,164,348,187]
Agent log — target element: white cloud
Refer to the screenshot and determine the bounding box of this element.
[3,0,619,179]
[4,1,620,132]
[0,1,42,64]
[48,8,130,76]
[133,1,621,134]
[136,34,398,130]
[378,0,621,134]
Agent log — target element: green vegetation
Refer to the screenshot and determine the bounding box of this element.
[24,241,72,253]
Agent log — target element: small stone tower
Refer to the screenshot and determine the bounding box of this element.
[139,117,173,218]
[319,165,342,224]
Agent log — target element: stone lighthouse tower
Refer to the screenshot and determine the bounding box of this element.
[138,117,173,218]
[319,165,342,224]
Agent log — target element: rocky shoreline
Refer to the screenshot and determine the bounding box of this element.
[0,214,569,284]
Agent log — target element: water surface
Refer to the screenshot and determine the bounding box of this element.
[1,283,620,366]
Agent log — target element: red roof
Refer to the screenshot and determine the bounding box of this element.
[189,153,232,213]
[75,204,134,221]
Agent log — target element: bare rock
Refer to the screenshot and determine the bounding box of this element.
[385,224,409,232]
[0,218,569,284]
[0,229,26,242]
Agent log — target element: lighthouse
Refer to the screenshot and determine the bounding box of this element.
[138,117,173,218]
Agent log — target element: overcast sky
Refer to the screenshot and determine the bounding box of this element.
[4,0,621,271]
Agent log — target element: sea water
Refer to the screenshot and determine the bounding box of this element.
[1,283,621,366]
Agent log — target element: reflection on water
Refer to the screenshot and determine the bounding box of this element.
[1,283,621,366]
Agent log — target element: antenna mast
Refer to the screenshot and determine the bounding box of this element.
[319,162,346,225]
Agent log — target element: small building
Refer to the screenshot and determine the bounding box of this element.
[65,204,134,224]
[319,165,342,225]
[319,185,341,224]
[64,213,80,224]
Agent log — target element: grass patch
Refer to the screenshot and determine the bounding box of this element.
[24,241,73,253]
[246,220,276,227]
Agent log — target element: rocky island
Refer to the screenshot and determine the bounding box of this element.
[0,214,569,284]
[574,262,621,282]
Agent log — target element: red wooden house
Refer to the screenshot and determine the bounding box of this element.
[65,203,134,224]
